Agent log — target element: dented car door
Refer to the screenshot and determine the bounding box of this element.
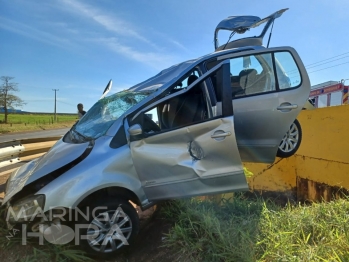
[128,61,248,200]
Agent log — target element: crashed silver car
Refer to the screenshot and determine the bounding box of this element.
[2,9,310,257]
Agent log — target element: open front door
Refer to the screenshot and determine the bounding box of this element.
[129,61,248,201]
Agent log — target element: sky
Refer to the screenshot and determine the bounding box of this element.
[1,0,349,113]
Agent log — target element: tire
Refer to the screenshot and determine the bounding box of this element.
[77,198,139,258]
[276,119,302,158]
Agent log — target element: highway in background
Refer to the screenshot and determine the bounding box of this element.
[0,128,69,143]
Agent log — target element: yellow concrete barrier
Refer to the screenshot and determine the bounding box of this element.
[244,104,349,201]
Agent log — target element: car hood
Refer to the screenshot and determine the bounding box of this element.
[2,139,91,204]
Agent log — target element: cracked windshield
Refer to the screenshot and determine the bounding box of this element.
[73,91,152,140]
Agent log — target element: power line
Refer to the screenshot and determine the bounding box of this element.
[305,51,349,67]
[285,51,349,75]
[287,52,349,74]
[308,61,349,74]
[306,55,349,70]
[57,100,75,106]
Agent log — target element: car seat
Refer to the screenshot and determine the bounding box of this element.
[162,75,206,129]
[239,69,258,89]
[231,75,244,97]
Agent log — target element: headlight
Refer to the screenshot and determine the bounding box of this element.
[6,195,45,223]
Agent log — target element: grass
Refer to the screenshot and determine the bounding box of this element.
[0,113,77,124]
[1,195,348,261]
[161,194,349,262]
[0,113,77,133]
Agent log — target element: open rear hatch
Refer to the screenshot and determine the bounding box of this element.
[214,8,288,51]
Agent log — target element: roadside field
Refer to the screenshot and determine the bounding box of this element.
[0,113,76,133]
[0,113,77,124]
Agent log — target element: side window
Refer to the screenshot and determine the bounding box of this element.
[274,52,301,89]
[229,53,276,97]
[206,54,276,99]
[136,71,210,135]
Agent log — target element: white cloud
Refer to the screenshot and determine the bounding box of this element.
[147,27,190,53]
[96,37,176,70]
[1,1,183,70]
[61,0,157,47]
[167,39,190,53]
[0,17,73,49]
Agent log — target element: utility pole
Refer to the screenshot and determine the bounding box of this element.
[52,89,59,121]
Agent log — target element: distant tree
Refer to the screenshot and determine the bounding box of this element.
[0,76,25,123]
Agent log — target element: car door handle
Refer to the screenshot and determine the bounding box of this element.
[277,104,298,110]
[211,131,231,138]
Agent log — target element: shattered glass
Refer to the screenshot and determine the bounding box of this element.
[73,90,153,140]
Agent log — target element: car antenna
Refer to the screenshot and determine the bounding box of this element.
[266,19,275,48]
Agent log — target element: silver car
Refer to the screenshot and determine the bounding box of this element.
[2,9,310,257]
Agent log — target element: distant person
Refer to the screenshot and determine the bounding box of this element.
[77,103,86,119]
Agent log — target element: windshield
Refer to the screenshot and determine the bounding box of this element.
[71,90,153,141]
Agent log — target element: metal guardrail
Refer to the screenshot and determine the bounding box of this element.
[0,136,62,170]
[0,140,25,168]
[0,136,61,199]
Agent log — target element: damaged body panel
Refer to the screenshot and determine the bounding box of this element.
[36,137,146,212]
[130,116,247,200]
[2,140,91,204]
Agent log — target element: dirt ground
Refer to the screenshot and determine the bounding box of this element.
[0,204,186,262]
[113,206,183,262]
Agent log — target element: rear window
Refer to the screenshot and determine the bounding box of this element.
[274,51,301,89]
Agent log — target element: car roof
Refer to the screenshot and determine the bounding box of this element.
[128,45,263,93]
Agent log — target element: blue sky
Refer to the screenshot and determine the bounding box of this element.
[1,0,349,113]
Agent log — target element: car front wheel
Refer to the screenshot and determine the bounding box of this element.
[276,119,302,158]
[77,198,139,258]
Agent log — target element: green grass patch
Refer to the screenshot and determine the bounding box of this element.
[0,113,77,133]
[161,195,349,262]
[0,113,77,124]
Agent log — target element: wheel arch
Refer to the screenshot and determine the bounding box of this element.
[76,186,142,209]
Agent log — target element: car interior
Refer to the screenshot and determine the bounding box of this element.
[207,56,272,98]
[159,75,207,129]
[236,68,270,96]
[135,73,210,135]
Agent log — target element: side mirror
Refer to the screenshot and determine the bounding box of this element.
[128,124,143,137]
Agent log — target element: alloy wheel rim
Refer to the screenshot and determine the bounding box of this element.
[279,122,299,153]
[86,209,133,253]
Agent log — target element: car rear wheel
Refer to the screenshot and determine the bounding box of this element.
[77,198,139,258]
[276,119,302,158]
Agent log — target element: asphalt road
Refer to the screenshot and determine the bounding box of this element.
[0,128,70,142]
